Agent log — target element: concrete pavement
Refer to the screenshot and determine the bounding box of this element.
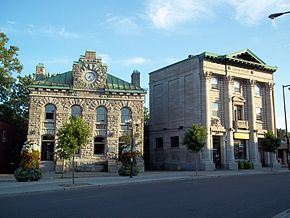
[0,168,289,196]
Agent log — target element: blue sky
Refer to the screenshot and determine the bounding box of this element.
[1,0,290,128]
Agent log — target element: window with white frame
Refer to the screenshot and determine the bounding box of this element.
[255,84,261,96]
[234,80,241,93]
[212,102,219,117]
[211,77,218,89]
[256,107,262,121]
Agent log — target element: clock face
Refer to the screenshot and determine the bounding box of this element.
[85,71,97,82]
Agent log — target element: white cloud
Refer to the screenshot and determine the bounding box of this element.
[106,15,141,35]
[98,53,111,64]
[7,20,16,25]
[147,0,213,30]
[43,27,80,38]
[228,0,290,25]
[119,57,151,66]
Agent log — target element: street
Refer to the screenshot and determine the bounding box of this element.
[0,173,290,218]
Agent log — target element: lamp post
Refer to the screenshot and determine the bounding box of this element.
[268,11,290,19]
[282,84,290,169]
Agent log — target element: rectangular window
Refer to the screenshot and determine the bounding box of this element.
[234,140,247,160]
[255,84,261,96]
[234,105,243,120]
[2,130,7,143]
[234,81,241,93]
[155,138,163,149]
[256,107,262,121]
[171,136,179,147]
[211,77,218,89]
[212,102,219,117]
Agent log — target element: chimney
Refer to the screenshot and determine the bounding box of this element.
[35,63,46,81]
[85,50,96,61]
[131,70,140,87]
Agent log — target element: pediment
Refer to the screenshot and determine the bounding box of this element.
[232,96,245,104]
[227,49,265,65]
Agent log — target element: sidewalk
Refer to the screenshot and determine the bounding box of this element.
[0,168,289,196]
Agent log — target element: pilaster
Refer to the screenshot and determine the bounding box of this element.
[224,76,237,169]
[248,80,261,168]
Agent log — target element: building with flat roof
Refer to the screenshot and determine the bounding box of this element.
[149,49,279,170]
[27,50,147,172]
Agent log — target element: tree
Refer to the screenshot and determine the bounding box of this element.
[182,124,207,176]
[144,106,150,123]
[261,131,281,171]
[0,32,23,103]
[56,116,91,184]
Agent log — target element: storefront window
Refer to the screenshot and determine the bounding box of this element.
[234,139,247,160]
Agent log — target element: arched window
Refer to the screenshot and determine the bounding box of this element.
[121,107,132,131]
[45,104,56,120]
[96,106,107,123]
[94,136,105,155]
[71,105,82,117]
[121,107,131,124]
[96,106,107,130]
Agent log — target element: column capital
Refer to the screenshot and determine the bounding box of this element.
[201,70,212,80]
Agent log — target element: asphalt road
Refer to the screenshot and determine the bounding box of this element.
[0,173,290,218]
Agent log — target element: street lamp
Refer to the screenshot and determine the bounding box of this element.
[282,84,290,169]
[268,11,290,19]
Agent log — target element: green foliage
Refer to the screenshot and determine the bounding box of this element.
[118,133,140,176]
[261,131,281,153]
[56,116,91,159]
[182,124,207,153]
[14,141,42,182]
[144,106,150,122]
[0,32,23,103]
[238,160,254,170]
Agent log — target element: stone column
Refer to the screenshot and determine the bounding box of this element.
[225,76,237,169]
[267,83,279,167]
[106,109,119,173]
[200,71,215,170]
[248,80,262,169]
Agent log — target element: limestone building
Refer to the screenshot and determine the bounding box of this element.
[27,50,146,172]
[149,49,278,170]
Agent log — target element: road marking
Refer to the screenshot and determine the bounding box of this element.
[273,209,290,218]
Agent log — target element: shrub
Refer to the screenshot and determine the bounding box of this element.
[14,141,43,182]
[238,161,244,169]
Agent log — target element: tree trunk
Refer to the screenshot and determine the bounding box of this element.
[72,152,75,184]
[195,152,198,177]
[61,158,65,179]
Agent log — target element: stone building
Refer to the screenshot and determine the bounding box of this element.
[149,49,278,170]
[27,50,146,172]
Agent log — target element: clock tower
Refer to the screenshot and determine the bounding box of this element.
[73,50,107,90]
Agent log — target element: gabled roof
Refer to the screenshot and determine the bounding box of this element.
[30,71,146,94]
[199,49,277,72]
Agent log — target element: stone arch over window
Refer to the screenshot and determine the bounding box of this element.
[71,105,82,117]
[94,136,105,155]
[121,107,132,132]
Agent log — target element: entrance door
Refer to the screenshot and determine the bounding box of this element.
[213,136,221,169]
[41,135,55,161]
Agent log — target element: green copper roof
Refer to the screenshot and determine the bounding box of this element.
[30,71,146,94]
[199,49,277,72]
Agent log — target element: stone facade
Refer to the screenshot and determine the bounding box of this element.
[149,49,279,171]
[28,51,146,172]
